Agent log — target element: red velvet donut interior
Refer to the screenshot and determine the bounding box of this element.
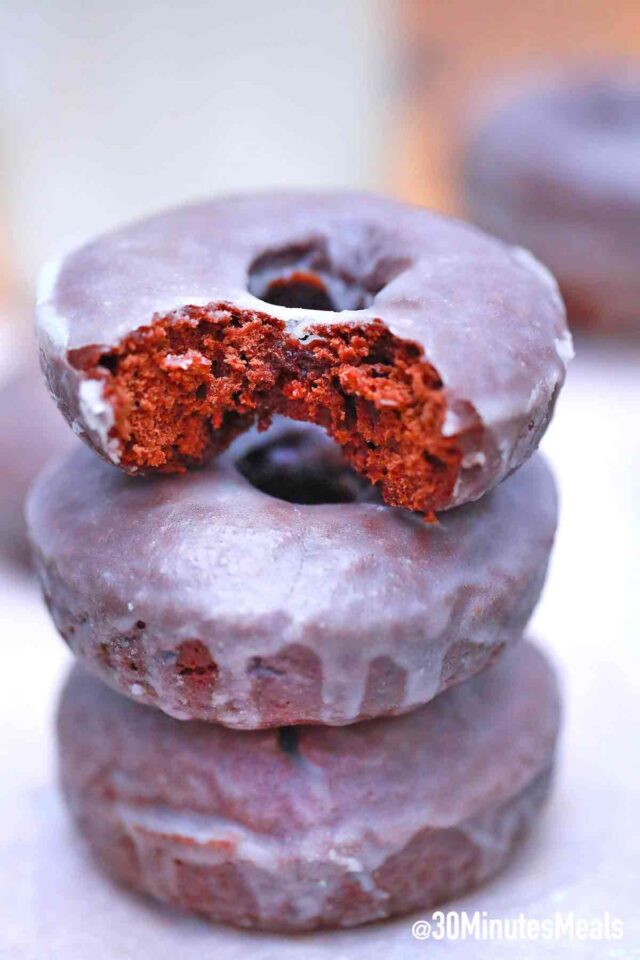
[68,249,462,516]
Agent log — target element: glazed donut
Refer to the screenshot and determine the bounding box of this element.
[0,354,73,568]
[463,69,640,333]
[57,642,560,931]
[36,192,571,515]
[27,422,557,728]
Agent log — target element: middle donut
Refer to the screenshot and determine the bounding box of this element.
[27,421,557,729]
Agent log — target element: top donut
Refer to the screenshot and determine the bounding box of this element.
[36,192,571,515]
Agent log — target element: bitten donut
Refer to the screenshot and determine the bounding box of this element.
[36,192,571,515]
[463,69,640,333]
[0,354,74,568]
[58,642,560,931]
[28,423,557,728]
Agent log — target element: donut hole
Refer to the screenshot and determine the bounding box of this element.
[247,239,407,312]
[252,269,338,311]
[277,727,300,757]
[236,429,377,505]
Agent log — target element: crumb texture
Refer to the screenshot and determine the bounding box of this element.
[70,301,461,514]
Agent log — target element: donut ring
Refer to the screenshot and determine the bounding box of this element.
[463,69,640,333]
[28,422,557,728]
[58,643,560,931]
[37,192,571,515]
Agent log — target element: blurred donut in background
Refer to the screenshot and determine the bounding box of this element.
[393,1,640,216]
[0,347,74,569]
[463,67,640,334]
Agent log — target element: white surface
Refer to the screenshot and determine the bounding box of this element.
[1,337,639,958]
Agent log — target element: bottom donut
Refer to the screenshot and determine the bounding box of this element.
[57,641,560,932]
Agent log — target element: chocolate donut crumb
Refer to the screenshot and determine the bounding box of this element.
[69,304,461,517]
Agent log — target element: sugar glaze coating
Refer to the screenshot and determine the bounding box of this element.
[28,422,558,728]
[58,642,560,931]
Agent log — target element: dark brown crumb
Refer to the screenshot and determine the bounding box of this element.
[69,302,461,516]
[175,640,219,680]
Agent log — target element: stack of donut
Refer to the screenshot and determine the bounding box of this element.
[27,193,571,931]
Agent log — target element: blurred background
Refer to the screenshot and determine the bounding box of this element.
[2,0,640,298]
[0,2,638,957]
